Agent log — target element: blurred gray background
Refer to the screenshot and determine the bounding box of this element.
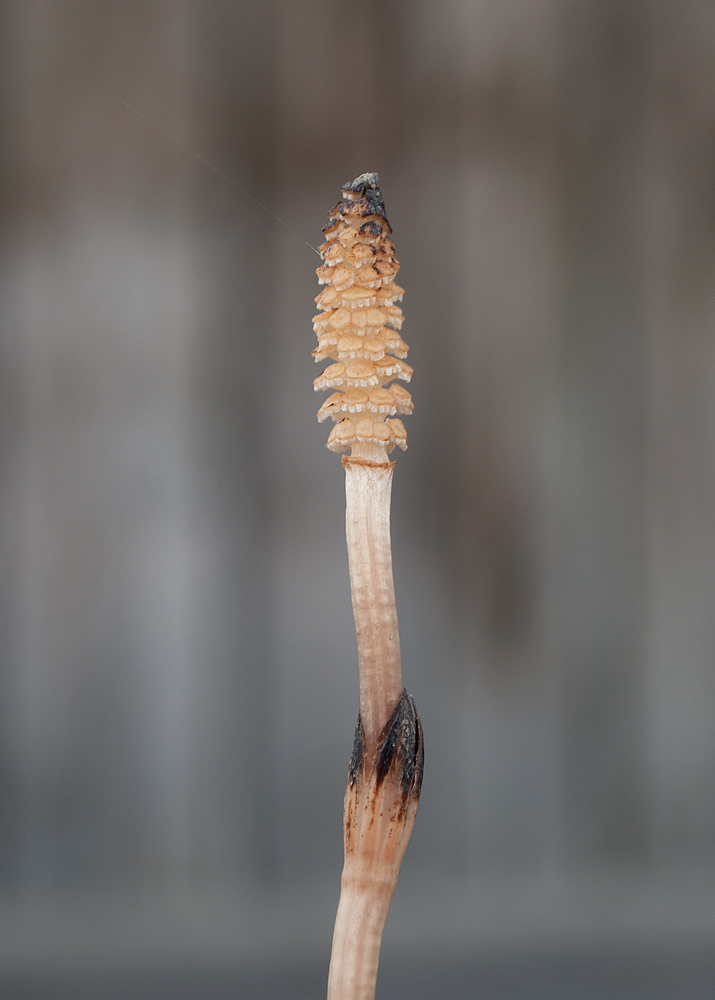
[1,1,715,997]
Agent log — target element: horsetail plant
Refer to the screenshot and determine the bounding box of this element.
[312,173,424,1000]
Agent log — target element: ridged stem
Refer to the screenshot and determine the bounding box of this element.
[328,458,422,1000]
[342,455,403,752]
[327,876,395,1000]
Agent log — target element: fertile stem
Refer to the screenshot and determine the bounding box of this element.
[313,174,423,1000]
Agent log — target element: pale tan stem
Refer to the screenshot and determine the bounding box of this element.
[327,877,394,1000]
[342,455,403,751]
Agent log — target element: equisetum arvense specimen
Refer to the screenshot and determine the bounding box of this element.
[313,173,424,1000]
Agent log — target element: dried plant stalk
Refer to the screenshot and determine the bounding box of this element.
[313,173,423,1000]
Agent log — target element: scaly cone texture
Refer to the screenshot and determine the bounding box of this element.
[313,172,413,463]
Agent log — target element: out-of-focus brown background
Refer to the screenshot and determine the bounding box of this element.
[1,1,714,997]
